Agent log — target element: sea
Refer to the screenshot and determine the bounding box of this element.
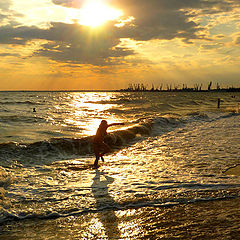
[0,91,240,239]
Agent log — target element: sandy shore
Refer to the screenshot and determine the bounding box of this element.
[225,165,240,176]
[1,198,240,239]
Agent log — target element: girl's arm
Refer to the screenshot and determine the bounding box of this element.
[108,123,125,127]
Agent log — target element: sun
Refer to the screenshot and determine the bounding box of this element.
[78,0,122,27]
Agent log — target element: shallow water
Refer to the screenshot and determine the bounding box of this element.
[0,91,240,238]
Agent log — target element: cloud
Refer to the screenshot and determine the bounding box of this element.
[0,0,25,27]
[0,0,240,66]
[0,13,6,20]
[36,37,134,66]
[52,0,84,8]
[0,22,135,65]
[111,0,240,42]
[213,34,225,39]
[236,37,240,44]
[34,23,135,65]
[0,0,11,24]
[51,0,240,43]
[0,24,41,44]
[0,52,20,57]
[200,43,224,51]
[0,0,12,11]
[51,0,204,42]
[234,34,240,45]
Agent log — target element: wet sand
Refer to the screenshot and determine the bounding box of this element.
[225,165,240,177]
[1,198,240,239]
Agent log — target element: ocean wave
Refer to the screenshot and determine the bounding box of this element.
[1,111,230,165]
[0,167,12,221]
[0,100,42,105]
[0,113,214,165]
[0,167,11,188]
[185,111,210,120]
[85,98,146,105]
[185,100,201,106]
[0,121,154,165]
[0,115,45,124]
[1,194,239,224]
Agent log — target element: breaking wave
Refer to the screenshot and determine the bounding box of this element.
[0,112,238,166]
[1,192,239,224]
[0,113,189,166]
[0,120,155,165]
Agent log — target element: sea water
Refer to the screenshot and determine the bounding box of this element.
[0,91,239,238]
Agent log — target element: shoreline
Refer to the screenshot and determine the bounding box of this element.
[225,165,240,176]
[1,198,240,239]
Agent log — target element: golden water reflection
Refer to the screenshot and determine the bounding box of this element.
[65,92,122,136]
[90,170,121,239]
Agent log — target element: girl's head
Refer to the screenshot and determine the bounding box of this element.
[100,120,108,126]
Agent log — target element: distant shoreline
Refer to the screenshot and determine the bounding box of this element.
[117,88,240,93]
[0,89,240,93]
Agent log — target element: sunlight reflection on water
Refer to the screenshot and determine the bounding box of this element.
[63,92,124,136]
[0,92,240,239]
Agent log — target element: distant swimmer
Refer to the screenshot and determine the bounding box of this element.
[93,120,124,167]
[33,108,36,112]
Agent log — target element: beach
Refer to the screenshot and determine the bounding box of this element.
[0,91,239,239]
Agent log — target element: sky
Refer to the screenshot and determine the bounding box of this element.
[0,0,240,90]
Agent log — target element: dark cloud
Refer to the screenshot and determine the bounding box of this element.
[40,22,134,65]
[34,23,135,65]
[111,0,238,15]
[0,22,135,65]
[0,52,20,57]
[37,41,134,65]
[110,0,239,42]
[200,43,224,50]
[115,12,202,42]
[0,24,41,44]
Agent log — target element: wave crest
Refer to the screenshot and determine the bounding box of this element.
[0,121,154,165]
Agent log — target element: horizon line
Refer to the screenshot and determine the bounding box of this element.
[0,88,240,93]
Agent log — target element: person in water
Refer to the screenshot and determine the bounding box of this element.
[93,120,124,167]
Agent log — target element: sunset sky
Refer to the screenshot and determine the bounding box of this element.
[0,0,240,90]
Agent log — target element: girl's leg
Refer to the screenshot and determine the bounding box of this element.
[100,143,111,161]
[94,153,100,167]
[93,144,100,167]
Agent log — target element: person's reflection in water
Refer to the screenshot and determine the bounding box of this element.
[91,169,120,239]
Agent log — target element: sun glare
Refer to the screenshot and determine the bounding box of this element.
[78,0,122,27]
